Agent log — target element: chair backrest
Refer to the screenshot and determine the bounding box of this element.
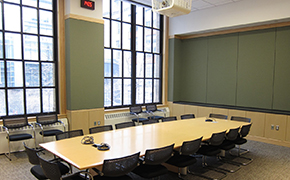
[23,143,40,165]
[226,127,240,141]
[145,104,157,112]
[142,119,159,125]
[162,116,177,122]
[102,152,140,177]
[180,137,202,156]
[38,155,62,180]
[231,116,251,123]
[36,114,58,125]
[115,122,135,129]
[180,114,195,120]
[240,123,252,138]
[144,144,174,165]
[209,113,228,119]
[89,125,113,134]
[56,129,84,140]
[208,131,226,146]
[3,117,29,129]
[130,106,143,114]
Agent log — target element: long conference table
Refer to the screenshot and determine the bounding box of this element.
[40,117,250,170]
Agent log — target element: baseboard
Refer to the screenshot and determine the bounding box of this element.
[248,135,290,148]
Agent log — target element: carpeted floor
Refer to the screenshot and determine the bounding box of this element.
[1,140,290,180]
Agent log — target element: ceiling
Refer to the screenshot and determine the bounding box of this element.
[134,0,243,12]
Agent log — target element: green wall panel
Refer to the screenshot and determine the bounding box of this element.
[179,37,208,103]
[237,29,275,109]
[207,34,238,105]
[273,26,290,111]
[65,18,104,110]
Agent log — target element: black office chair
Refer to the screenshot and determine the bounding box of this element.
[142,119,159,125]
[3,117,36,161]
[130,106,147,124]
[180,114,195,120]
[35,114,65,143]
[24,142,70,180]
[93,152,140,180]
[231,116,251,123]
[197,131,227,180]
[89,125,113,134]
[230,123,253,165]
[209,113,228,119]
[56,129,84,141]
[166,137,202,179]
[115,121,135,129]
[38,155,93,180]
[162,116,177,122]
[133,144,174,179]
[145,104,165,120]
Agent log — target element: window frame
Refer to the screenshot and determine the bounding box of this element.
[104,0,163,109]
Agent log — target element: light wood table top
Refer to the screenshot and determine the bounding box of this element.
[40,117,250,170]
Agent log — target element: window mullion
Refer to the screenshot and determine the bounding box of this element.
[131,4,136,105]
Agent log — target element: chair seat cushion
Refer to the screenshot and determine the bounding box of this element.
[233,137,247,145]
[133,164,168,178]
[219,140,235,150]
[148,116,163,120]
[197,145,221,156]
[132,118,148,122]
[166,154,197,168]
[8,133,32,141]
[31,165,47,180]
[40,129,63,136]
[93,175,132,180]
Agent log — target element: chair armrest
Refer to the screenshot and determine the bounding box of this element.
[92,167,104,176]
[57,120,66,131]
[61,171,93,180]
[2,126,9,136]
[27,123,35,130]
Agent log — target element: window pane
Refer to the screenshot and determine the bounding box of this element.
[40,36,53,61]
[0,3,2,30]
[153,12,160,29]
[145,79,152,103]
[42,62,55,86]
[103,0,110,18]
[136,79,144,104]
[25,62,39,87]
[7,61,23,87]
[26,89,40,114]
[112,0,121,20]
[113,79,121,106]
[113,50,122,77]
[23,0,37,7]
[111,21,121,48]
[136,52,144,78]
[104,49,111,77]
[136,6,143,25]
[122,23,131,50]
[122,1,131,23]
[123,79,131,105]
[136,26,143,51]
[154,79,160,103]
[153,30,160,53]
[24,35,39,60]
[23,7,38,34]
[0,32,2,58]
[39,0,52,10]
[145,28,151,52]
[104,19,110,47]
[145,8,152,27]
[40,10,53,36]
[0,90,6,116]
[154,55,160,78]
[42,88,55,112]
[145,54,152,78]
[5,33,22,59]
[123,51,131,77]
[104,79,111,107]
[0,61,4,87]
[4,3,20,32]
[8,89,24,115]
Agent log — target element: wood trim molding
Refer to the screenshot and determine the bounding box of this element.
[163,16,169,105]
[65,14,104,24]
[248,135,290,148]
[174,21,290,40]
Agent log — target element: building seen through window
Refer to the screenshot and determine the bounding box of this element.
[104,0,163,108]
